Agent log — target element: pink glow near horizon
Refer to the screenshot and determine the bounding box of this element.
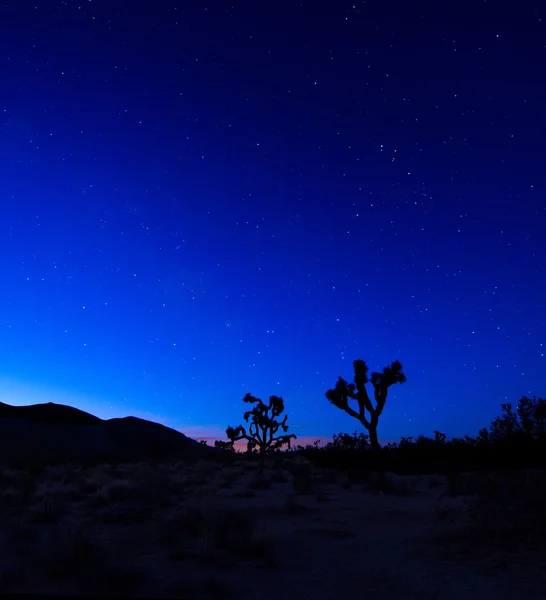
[193,434,400,450]
[192,435,324,450]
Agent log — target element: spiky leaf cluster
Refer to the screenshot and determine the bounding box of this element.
[325,358,406,431]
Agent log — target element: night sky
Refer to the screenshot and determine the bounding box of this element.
[1,1,544,446]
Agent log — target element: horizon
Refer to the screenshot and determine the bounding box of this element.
[0,377,530,450]
[0,1,544,445]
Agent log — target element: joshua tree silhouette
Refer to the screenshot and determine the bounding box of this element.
[215,393,297,474]
[326,358,406,456]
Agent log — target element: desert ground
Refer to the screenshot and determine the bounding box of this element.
[0,457,544,599]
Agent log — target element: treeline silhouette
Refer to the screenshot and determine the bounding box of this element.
[290,396,546,475]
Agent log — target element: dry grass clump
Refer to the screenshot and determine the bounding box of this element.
[168,575,235,600]
[176,460,222,487]
[99,478,135,502]
[76,465,112,495]
[33,521,107,578]
[363,471,424,495]
[27,494,66,524]
[248,476,272,490]
[2,515,148,595]
[466,474,546,550]
[157,506,207,546]
[94,500,158,526]
[0,562,26,590]
[273,494,312,516]
[80,461,189,513]
[269,470,288,483]
[218,468,242,488]
[41,523,149,594]
[292,470,314,494]
[157,503,275,568]
[201,508,274,567]
[41,463,82,484]
[104,462,183,499]
[0,468,37,505]
[32,476,84,505]
[434,469,546,574]
[434,495,472,523]
[428,474,443,488]
[284,457,314,495]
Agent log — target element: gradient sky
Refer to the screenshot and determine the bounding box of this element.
[1,1,544,446]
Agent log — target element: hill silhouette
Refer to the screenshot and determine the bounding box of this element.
[0,401,215,467]
[0,401,102,426]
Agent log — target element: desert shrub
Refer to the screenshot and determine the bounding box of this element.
[2,520,39,568]
[0,469,37,496]
[79,478,103,495]
[366,471,412,495]
[269,470,288,483]
[110,464,182,504]
[61,484,83,502]
[76,464,110,494]
[34,522,107,578]
[101,479,134,502]
[42,464,79,483]
[197,577,235,599]
[235,490,257,498]
[0,562,25,591]
[248,476,272,490]
[157,506,274,562]
[445,471,464,496]
[431,476,545,576]
[96,502,157,525]
[218,476,235,488]
[435,502,454,522]
[201,508,273,564]
[157,504,273,565]
[428,474,442,488]
[168,576,234,600]
[93,563,149,596]
[292,470,313,494]
[26,463,46,478]
[316,489,330,502]
[28,494,65,524]
[156,506,207,546]
[278,495,311,515]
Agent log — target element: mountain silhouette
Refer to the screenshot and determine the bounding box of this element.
[0,401,215,467]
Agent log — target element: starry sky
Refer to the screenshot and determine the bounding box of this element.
[1,0,544,446]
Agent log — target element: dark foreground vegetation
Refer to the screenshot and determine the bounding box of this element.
[290,395,546,475]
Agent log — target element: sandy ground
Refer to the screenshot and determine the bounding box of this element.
[0,459,544,599]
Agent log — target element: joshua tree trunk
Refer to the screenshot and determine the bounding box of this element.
[258,447,266,476]
[368,425,380,456]
[368,422,386,487]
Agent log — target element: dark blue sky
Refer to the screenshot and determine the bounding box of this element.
[1,0,544,445]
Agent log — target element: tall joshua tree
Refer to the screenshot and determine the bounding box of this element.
[326,358,406,456]
[215,392,297,474]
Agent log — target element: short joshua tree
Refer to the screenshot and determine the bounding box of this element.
[215,393,297,474]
